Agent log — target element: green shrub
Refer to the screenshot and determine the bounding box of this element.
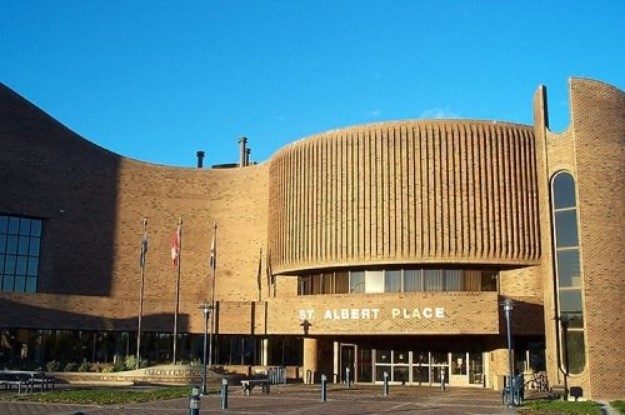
[64,362,78,372]
[111,359,126,372]
[78,360,91,372]
[46,360,61,372]
[124,355,137,370]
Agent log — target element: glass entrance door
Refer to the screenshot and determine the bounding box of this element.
[340,345,356,384]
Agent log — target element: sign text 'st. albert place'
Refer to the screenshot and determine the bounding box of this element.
[299,307,445,321]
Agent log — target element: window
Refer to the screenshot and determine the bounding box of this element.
[0,215,41,293]
[384,270,402,292]
[551,172,586,374]
[297,268,498,295]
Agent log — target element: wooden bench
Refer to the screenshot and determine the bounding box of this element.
[240,379,270,396]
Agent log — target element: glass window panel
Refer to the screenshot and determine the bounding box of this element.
[6,236,17,255]
[335,271,349,294]
[2,275,14,291]
[424,270,442,291]
[412,366,430,383]
[0,235,6,253]
[30,220,42,237]
[18,236,29,255]
[25,277,37,293]
[566,330,586,374]
[404,269,422,292]
[394,350,409,364]
[559,290,583,315]
[553,173,576,209]
[14,276,26,292]
[8,217,20,235]
[357,348,372,382]
[375,366,392,381]
[376,349,391,363]
[321,273,334,294]
[311,274,322,295]
[444,269,462,291]
[4,255,16,274]
[0,256,4,272]
[350,271,365,293]
[365,270,384,293]
[29,238,40,256]
[0,216,8,233]
[384,270,401,293]
[431,352,448,365]
[20,218,31,235]
[413,351,429,364]
[451,352,467,375]
[480,271,498,291]
[15,257,27,275]
[27,257,39,276]
[555,210,579,247]
[393,366,409,383]
[557,250,580,288]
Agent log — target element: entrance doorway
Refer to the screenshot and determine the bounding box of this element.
[340,344,356,384]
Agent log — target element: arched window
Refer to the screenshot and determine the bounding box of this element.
[551,172,586,374]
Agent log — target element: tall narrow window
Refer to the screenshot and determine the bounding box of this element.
[0,215,42,293]
[551,172,586,374]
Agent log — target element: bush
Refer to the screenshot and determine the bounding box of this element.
[64,362,78,372]
[124,355,137,370]
[46,360,61,372]
[78,360,91,372]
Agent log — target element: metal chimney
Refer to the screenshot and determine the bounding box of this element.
[196,150,205,168]
[238,137,248,167]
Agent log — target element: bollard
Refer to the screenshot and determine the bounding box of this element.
[345,367,351,389]
[321,374,327,402]
[189,386,201,415]
[383,371,389,396]
[220,378,229,410]
[440,368,446,391]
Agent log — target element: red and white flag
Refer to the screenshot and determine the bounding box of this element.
[171,224,181,267]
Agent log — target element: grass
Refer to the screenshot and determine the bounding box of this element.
[0,386,211,405]
[519,399,603,414]
[611,400,625,413]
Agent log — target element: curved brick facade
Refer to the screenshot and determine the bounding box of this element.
[268,121,539,274]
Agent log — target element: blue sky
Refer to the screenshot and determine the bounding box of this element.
[2,1,624,167]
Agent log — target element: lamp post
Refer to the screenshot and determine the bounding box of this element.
[199,301,212,395]
[502,298,515,406]
[559,314,570,401]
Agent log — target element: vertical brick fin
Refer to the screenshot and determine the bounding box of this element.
[268,121,539,273]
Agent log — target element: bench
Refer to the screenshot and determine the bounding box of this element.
[240,379,270,396]
[0,370,56,393]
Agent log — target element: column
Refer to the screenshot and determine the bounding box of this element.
[303,338,318,384]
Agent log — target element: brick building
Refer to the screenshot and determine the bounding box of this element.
[0,77,624,399]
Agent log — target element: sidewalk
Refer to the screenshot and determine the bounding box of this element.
[0,384,516,414]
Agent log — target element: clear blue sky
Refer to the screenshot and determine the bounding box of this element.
[2,1,624,167]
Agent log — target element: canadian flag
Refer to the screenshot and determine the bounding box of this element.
[171,225,181,267]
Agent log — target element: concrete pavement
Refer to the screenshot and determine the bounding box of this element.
[0,383,518,415]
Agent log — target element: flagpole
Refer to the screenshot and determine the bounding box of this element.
[136,218,148,369]
[209,222,217,367]
[173,217,182,364]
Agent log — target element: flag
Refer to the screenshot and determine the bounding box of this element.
[266,248,274,287]
[209,234,216,271]
[171,224,181,267]
[257,248,262,295]
[140,229,148,268]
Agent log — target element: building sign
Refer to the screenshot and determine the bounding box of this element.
[299,307,445,321]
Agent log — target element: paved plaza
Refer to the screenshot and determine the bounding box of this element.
[0,384,519,415]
